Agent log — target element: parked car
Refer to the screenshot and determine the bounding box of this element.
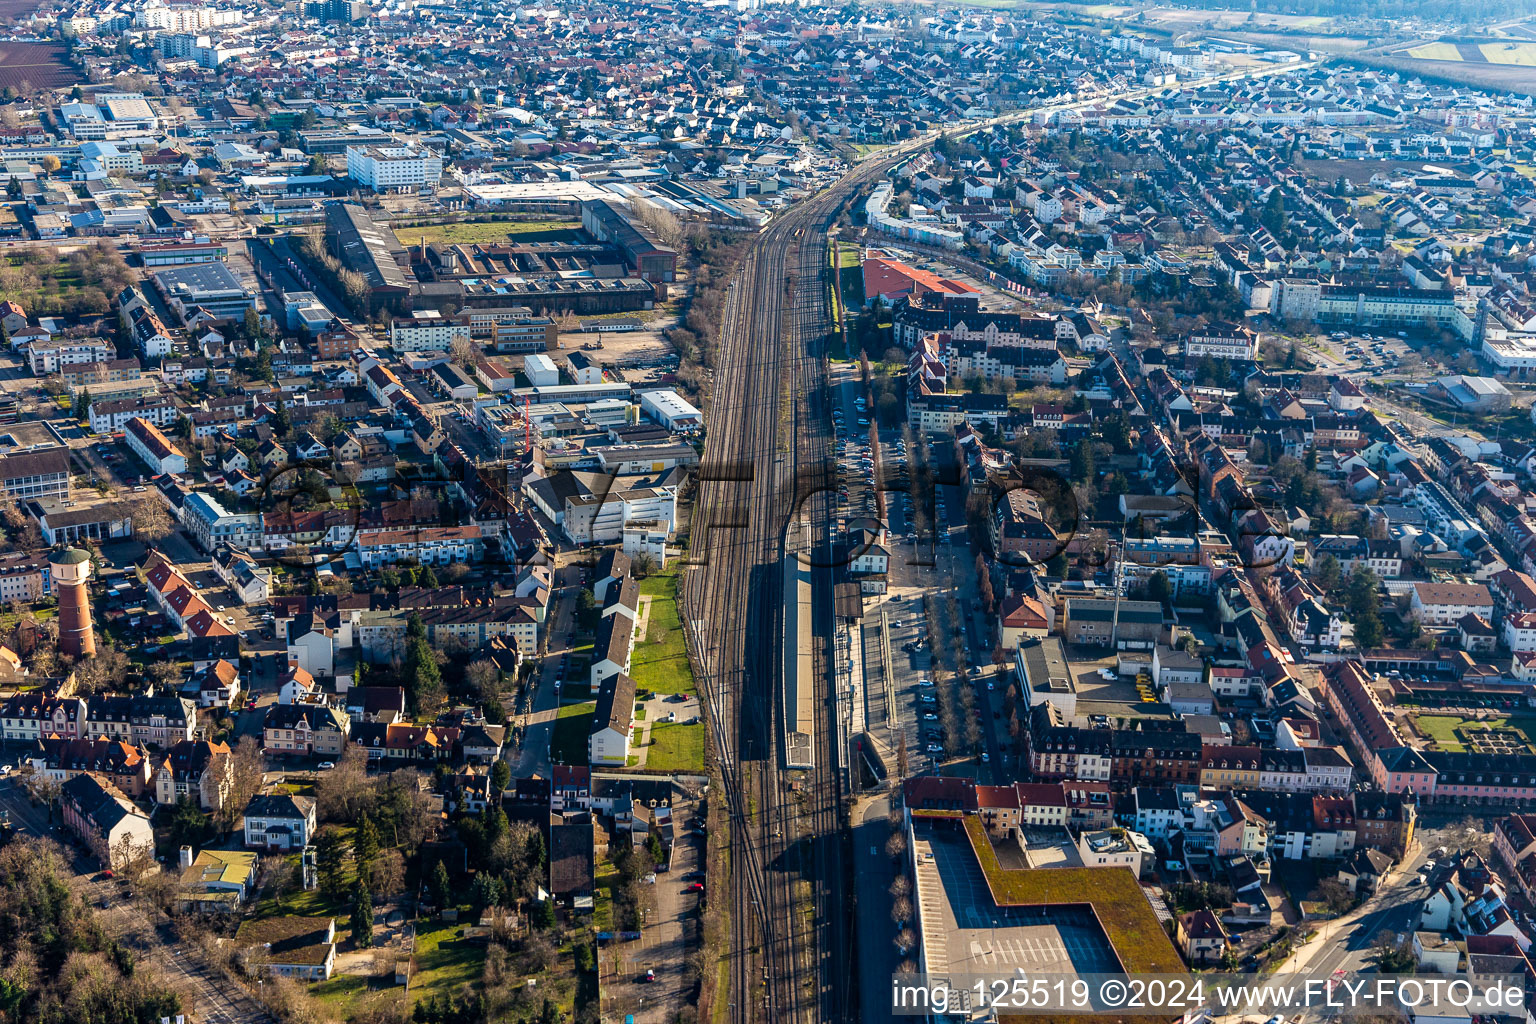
[683,882,705,894]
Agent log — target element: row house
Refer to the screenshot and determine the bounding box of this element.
[29,735,151,797]
[1425,750,1536,807]
[350,721,461,762]
[1353,791,1418,857]
[356,601,539,665]
[1492,813,1536,902]
[354,525,484,567]
[0,693,87,741]
[1236,790,1358,861]
[903,776,1116,836]
[1109,728,1203,788]
[1322,660,1404,771]
[1199,746,1309,792]
[61,772,154,872]
[127,695,197,748]
[82,693,197,749]
[1028,710,1114,782]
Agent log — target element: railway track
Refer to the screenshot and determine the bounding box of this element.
[680,61,1319,1024]
[682,165,875,1024]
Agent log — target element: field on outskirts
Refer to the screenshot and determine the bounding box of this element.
[1406,42,1465,61]
[1481,42,1536,65]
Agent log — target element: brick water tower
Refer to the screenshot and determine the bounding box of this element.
[50,547,96,659]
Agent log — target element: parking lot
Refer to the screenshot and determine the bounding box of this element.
[609,797,706,1024]
[1308,327,1455,382]
[920,829,1121,977]
[829,361,1013,780]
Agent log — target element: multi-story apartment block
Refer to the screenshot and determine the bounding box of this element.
[346,143,443,192]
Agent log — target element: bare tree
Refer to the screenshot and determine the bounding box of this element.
[256,854,294,903]
[450,336,480,368]
[1,501,40,550]
[73,644,129,695]
[464,658,500,698]
[215,737,266,833]
[145,660,184,691]
[630,197,685,250]
[369,848,405,896]
[130,496,174,544]
[314,745,372,823]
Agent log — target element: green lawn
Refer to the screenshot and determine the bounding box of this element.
[309,973,371,1009]
[550,701,596,765]
[402,219,582,247]
[837,242,865,313]
[1414,714,1536,753]
[594,851,619,932]
[639,721,706,773]
[629,572,695,696]
[408,920,483,1005]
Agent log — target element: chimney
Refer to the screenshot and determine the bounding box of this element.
[179,845,193,869]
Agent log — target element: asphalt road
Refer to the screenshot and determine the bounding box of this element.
[1279,823,1455,979]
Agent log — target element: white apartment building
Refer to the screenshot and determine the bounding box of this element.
[561,486,677,545]
[355,526,483,567]
[135,0,244,32]
[183,492,262,552]
[1408,581,1493,627]
[124,416,187,476]
[1184,323,1258,361]
[389,311,469,352]
[1505,612,1536,654]
[28,337,112,375]
[346,143,443,192]
[89,396,178,434]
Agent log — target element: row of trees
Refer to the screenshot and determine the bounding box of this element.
[296,227,371,315]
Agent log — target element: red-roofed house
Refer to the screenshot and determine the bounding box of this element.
[862,255,978,307]
[999,593,1051,648]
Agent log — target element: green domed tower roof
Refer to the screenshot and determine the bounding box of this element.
[50,547,91,566]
